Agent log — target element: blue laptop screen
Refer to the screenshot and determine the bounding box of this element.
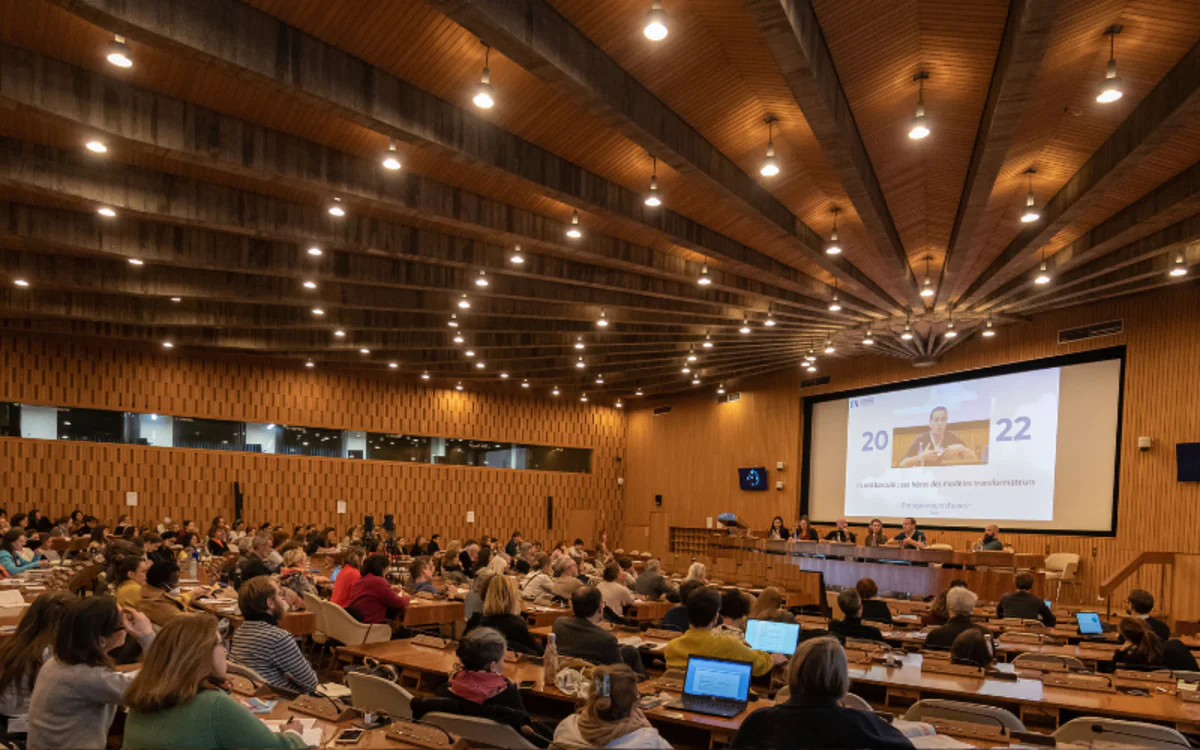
[745,620,800,655]
[684,657,752,701]
[1076,612,1103,635]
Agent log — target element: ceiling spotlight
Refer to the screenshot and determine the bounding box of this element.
[334,329,346,337]
[458,294,471,309]
[448,314,459,328]
[510,244,524,264]
[388,362,399,369]
[1097,26,1124,103]
[716,383,726,395]
[580,393,589,403]
[702,331,713,349]
[635,387,644,396]
[944,320,958,339]
[828,294,842,312]
[552,385,561,396]
[574,337,585,350]
[1034,260,1051,285]
[576,357,586,369]
[739,317,751,334]
[691,378,701,385]
[456,382,464,391]
[475,270,489,288]
[681,366,691,374]
[500,372,509,379]
[305,361,315,368]
[643,0,668,41]
[760,116,780,177]
[106,35,132,68]
[308,247,323,257]
[824,340,836,354]
[13,279,29,288]
[686,349,698,363]
[596,309,609,327]
[595,374,605,384]
[862,329,875,346]
[453,334,465,344]
[644,156,662,207]
[359,348,370,354]
[97,207,117,218]
[763,311,776,327]
[901,323,913,341]
[381,138,402,171]
[128,258,144,266]
[465,349,475,357]
[1020,168,1041,223]
[826,208,842,255]
[806,364,817,373]
[983,320,996,338]
[909,72,930,140]
[521,379,529,388]
[162,341,174,349]
[327,197,345,217]
[421,371,431,380]
[1170,254,1188,277]
[302,280,317,289]
[473,42,495,109]
[567,210,583,239]
[475,361,486,369]
[615,399,624,408]
[698,261,712,286]
[312,308,325,316]
[170,297,181,302]
[85,140,108,154]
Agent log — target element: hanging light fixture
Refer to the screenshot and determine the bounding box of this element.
[920,256,935,298]
[458,294,471,309]
[826,208,842,255]
[13,279,29,288]
[901,321,914,341]
[327,197,345,217]
[824,339,836,354]
[576,357,586,369]
[473,42,495,109]
[308,247,323,257]
[97,207,117,218]
[944,319,958,339]
[448,314,459,328]
[510,244,524,264]
[421,372,431,380]
[698,260,712,286]
[983,319,996,338]
[702,331,714,349]
[456,382,464,391]
[465,349,475,358]
[862,328,875,346]
[759,115,780,177]
[389,362,400,369]
[739,316,751,334]
[1097,26,1124,104]
[909,72,930,139]
[691,377,701,385]
[552,385,561,396]
[1034,248,1052,285]
[574,337,585,350]
[106,35,132,68]
[475,270,489,287]
[360,348,371,354]
[686,347,698,362]
[85,139,108,154]
[580,393,589,403]
[1020,168,1040,223]
[681,366,691,374]
[521,379,530,388]
[475,361,486,369]
[311,308,325,316]
[500,372,509,379]
[644,156,662,207]
[806,363,817,373]
[1170,254,1188,277]
[615,399,624,408]
[566,210,583,239]
[595,374,605,384]
[716,383,726,395]
[635,387,644,396]
[381,138,402,170]
[763,310,776,327]
[306,361,316,368]
[596,309,608,327]
[334,329,346,338]
[643,0,669,41]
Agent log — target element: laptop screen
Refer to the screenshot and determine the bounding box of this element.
[330,565,342,582]
[1076,611,1103,635]
[1044,599,1052,610]
[683,656,753,701]
[745,620,801,655]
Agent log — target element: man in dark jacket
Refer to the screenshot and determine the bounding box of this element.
[552,586,645,674]
[1126,589,1171,641]
[659,580,706,632]
[926,587,987,649]
[634,558,678,600]
[996,572,1056,625]
[829,589,884,643]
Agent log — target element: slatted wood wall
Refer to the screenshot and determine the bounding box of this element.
[624,285,1200,607]
[0,334,626,543]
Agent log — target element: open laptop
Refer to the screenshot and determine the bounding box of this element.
[1076,611,1104,636]
[745,620,801,655]
[680,655,753,718]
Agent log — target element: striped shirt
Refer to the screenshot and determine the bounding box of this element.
[228,619,318,694]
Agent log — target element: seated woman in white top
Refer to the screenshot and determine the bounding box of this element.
[521,554,555,603]
[0,592,73,742]
[597,562,635,618]
[554,664,671,749]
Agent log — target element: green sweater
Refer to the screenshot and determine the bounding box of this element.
[123,690,308,749]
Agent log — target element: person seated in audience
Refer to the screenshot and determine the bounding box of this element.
[996,572,1056,625]
[347,553,410,625]
[854,578,893,624]
[616,558,636,588]
[732,636,912,749]
[78,515,99,538]
[440,542,468,583]
[206,520,229,557]
[634,558,678,601]
[830,589,884,643]
[27,597,156,750]
[715,588,752,640]
[113,554,152,608]
[465,570,495,621]
[768,515,791,540]
[303,528,336,556]
[567,538,587,562]
[266,531,287,570]
[551,556,585,600]
[278,548,317,597]
[409,534,429,557]
[921,579,968,627]
[412,628,547,745]
[228,519,246,544]
[519,553,555,602]
[792,515,819,541]
[550,541,568,561]
[228,576,319,694]
[242,533,279,575]
[124,614,307,749]
[978,524,1004,551]
[330,547,365,607]
[0,529,48,575]
[664,587,785,675]
[659,580,705,632]
[950,628,994,669]
[427,533,441,554]
[554,586,646,674]
[553,663,669,749]
[684,562,709,585]
[136,561,196,627]
[1125,588,1171,640]
[1112,617,1199,672]
[597,562,636,618]
[341,525,362,549]
[504,531,522,558]
[485,553,510,577]
[465,575,543,656]
[48,515,71,538]
[459,541,481,578]
[0,592,72,745]
[887,517,927,549]
[925,587,985,649]
[513,542,535,575]
[408,556,447,596]
[142,532,174,566]
[824,517,856,544]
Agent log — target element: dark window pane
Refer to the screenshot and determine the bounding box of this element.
[366,433,432,463]
[173,417,245,451]
[0,403,19,438]
[57,407,130,444]
[278,426,344,457]
[526,445,591,473]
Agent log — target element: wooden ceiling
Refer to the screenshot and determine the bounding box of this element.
[0,0,1197,400]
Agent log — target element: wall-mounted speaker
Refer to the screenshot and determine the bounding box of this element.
[233,481,244,521]
[363,515,375,533]
[383,514,395,532]
[547,496,553,529]
[655,494,663,507]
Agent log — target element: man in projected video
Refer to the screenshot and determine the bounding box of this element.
[899,406,979,467]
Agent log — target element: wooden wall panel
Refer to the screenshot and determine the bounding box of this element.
[0,334,627,543]
[624,285,1200,605]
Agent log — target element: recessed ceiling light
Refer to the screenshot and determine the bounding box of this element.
[303,280,317,289]
[308,247,323,257]
[473,42,495,109]
[327,198,345,217]
[128,258,144,266]
[85,140,108,154]
[334,330,346,337]
[106,35,132,68]
[909,72,930,139]
[643,0,668,41]
[13,279,29,288]
[381,138,402,171]
[97,207,117,218]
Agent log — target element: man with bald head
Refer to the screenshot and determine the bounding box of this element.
[824,517,856,544]
[979,525,1004,551]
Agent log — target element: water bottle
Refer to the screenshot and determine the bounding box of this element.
[543,633,559,686]
[189,548,199,580]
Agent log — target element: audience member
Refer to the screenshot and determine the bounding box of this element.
[409,535,429,557]
[634,559,678,601]
[279,548,316,597]
[551,556,585,600]
[521,554,556,603]
[732,637,912,749]
[459,542,481,578]
[440,542,469,584]
[228,576,318,694]
[113,555,151,608]
[553,586,644,674]
[829,590,884,643]
[659,580,705,632]
[505,531,522,557]
[0,592,72,743]
[136,561,194,627]
[427,533,441,554]
[684,562,708,585]
[664,588,784,675]
[925,588,985,649]
[552,663,670,749]
[347,553,410,625]
[597,563,636,618]
[143,533,173,566]
[513,542,534,575]
[921,579,968,627]
[467,575,542,656]
[715,589,751,640]
[1113,617,1199,671]
[748,586,795,624]
[950,629,994,669]
[408,556,445,595]
[464,571,495,622]
[330,548,365,608]
[1126,589,1171,641]
[854,578,893,624]
[996,572,1056,625]
[123,614,307,748]
[0,529,47,575]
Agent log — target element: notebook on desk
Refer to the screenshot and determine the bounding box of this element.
[679,655,753,718]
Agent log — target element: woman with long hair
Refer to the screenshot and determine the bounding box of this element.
[792,515,819,541]
[748,586,795,623]
[0,529,47,576]
[553,663,670,749]
[123,614,306,748]
[1116,617,1165,667]
[330,547,365,607]
[0,592,72,741]
[113,555,151,608]
[466,575,542,656]
[768,516,791,541]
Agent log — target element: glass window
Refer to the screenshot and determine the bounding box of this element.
[366,434,432,463]
[526,445,591,473]
[19,405,58,440]
[135,413,174,447]
[0,403,19,438]
[278,425,344,458]
[56,407,129,444]
[173,417,244,451]
[245,423,278,454]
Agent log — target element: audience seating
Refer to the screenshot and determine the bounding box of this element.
[346,673,414,719]
[423,713,536,749]
[902,699,1027,734]
[1012,653,1086,672]
[323,601,392,645]
[302,591,331,668]
[1053,717,1190,748]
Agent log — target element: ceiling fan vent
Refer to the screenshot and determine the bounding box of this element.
[1058,319,1123,344]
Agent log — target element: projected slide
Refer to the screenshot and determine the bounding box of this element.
[844,367,1061,522]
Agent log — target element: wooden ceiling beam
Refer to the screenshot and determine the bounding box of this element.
[935,0,1059,308]
[957,36,1200,308]
[43,1,904,315]
[745,0,924,308]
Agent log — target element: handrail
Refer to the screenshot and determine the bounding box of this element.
[1099,551,1175,598]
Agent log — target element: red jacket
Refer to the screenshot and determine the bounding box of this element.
[331,566,360,608]
[347,573,410,624]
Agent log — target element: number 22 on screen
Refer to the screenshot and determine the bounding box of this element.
[994,417,1032,442]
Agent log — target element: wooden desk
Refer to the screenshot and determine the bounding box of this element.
[523,606,571,628]
[625,599,672,622]
[257,695,440,748]
[402,598,464,628]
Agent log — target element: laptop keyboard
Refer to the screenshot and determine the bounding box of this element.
[683,696,743,717]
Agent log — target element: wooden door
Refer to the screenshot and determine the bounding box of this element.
[649,511,670,559]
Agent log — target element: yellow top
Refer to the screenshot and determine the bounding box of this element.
[116,579,143,608]
[663,627,775,676]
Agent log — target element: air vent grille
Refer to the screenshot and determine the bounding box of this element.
[1058,319,1122,344]
[652,406,672,416]
[800,375,832,388]
[716,392,741,403]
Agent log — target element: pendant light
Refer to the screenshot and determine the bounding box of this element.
[1034,248,1051,285]
[456,382,464,391]
[909,72,930,140]
[615,399,624,408]
[716,383,726,395]
[920,256,935,298]
[635,387,644,396]
[85,140,108,154]
[944,319,957,339]
[739,316,751,334]
[596,309,609,327]
[982,319,996,338]
[1097,26,1124,103]
[828,279,842,312]
[901,320,913,340]
[862,328,875,346]
[521,379,530,388]
[1170,254,1188,277]
[691,377,701,385]
[580,393,589,403]
[552,385,561,396]
[510,244,524,264]
[574,337,585,350]
[458,294,471,309]
[826,208,842,255]
[421,372,431,380]
[686,347,698,363]
[448,314,459,328]
[806,363,817,373]
[643,0,669,41]
[760,116,780,177]
[106,35,132,68]
[763,310,776,327]
[327,197,345,217]
[576,357,586,369]
[698,260,712,286]
[1020,168,1040,223]
[644,156,662,207]
[595,374,605,385]
[566,210,583,239]
[824,339,836,354]
[702,331,714,349]
[97,207,117,218]
[473,43,495,109]
[381,139,402,171]
[475,270,489,287]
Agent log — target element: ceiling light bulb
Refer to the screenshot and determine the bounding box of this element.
[162,341,174,349]
[308,247,323,256]
[448,314,459,327]
[421,372,430,380]
[580,393,589,402]
[128,258,144,266]
[760,141,779,178]
[863,330,875,346]
[716,384,726,395]
[334,329,346,337]
[97,207,117,218]
[388,362,399,369]
[691,378,701,385]
[473,44,495,109]
[681,366,691,374]
[806,365,817,373]
[1034,261,1051,285]
[465,349,475,357]
[85,140,108,153]
[635,388,644,396]
[687,351,697,363]
[552,386,561,396]
[500,372,509,379]
[475,270,489,287]
[763,312,776,327]
[828,293,842,312]
[698,263,712,286]
[305,361,315,368]
[567,210,583,239]
[920,277,934,297]
[595,375,604,384]
[983,320,996,338]
[521,379,529,388]
[616,399,623,408]
[170,297,181,302]
[909,105,930,140]
[510,245,524,264]
[1021,193,1040,223]
[475,361,485,369]
[360,348,370,354]
[1170,255,1188,277]
[106,36,132,68]
[575,337,585,350]
[596,309,608,327]
[1097,59,1122,103]
[312,308,325,316]
[824,340,836,354]
[13,279,29,287]
[702,333,713,349]
[944,322,958,339]
[458,295,471,309]
[381,138,402,170]
[901,324,913,341]
[456,382,464,391]
[302,280,317,289]
[643,0,668,41]
[644,174,661,207]
[576,357,586,368]
[739,318,751,334]
[327,198,345,217]
[453,334,464,344]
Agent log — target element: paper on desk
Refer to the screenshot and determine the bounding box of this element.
[908,735,975,749]
[261,718,321,746]
[617,636,644,647]
[0,590,26,607]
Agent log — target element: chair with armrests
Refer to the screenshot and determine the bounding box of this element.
[422,713,535,750]
[67,563,104,597]
[1012,652,1086,672]
[774,686,872,711]
[1042,553,1080,601]
[302,591,330,668]
[902,699,1026,734]
[347,673,413,720]
[1053,717,1190,748]
[225,660,270,685]
[323,600,392,645]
